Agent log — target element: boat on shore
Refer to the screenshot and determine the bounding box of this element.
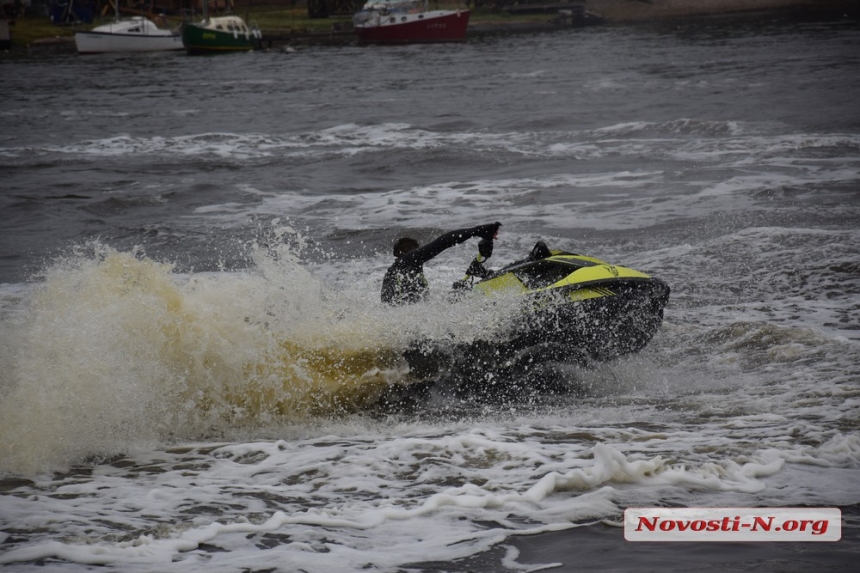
[74,5,182,54]
[353,0,470,45]
[181,1,261,55]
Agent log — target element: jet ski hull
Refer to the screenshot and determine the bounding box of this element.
[509,277,669,363]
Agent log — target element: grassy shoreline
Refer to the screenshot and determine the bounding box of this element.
[8,6,550,47]
[5,0,857,49]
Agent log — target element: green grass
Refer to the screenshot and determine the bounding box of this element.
[9,6,550,47]
[8,15,78,46]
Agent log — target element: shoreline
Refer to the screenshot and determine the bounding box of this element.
[13,0,860,50]
[586,0,858,23]
[239,0,860,48]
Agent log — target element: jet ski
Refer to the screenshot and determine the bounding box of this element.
[402,241,670,391]
[468,240,668,361]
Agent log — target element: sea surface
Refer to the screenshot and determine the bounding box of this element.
[1,15,860,572]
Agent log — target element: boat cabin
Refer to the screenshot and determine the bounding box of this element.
[203,15,253,34]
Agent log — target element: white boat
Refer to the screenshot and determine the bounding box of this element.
[75,13,183,55]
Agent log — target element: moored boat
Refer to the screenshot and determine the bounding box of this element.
[74,11,182,54]
[353,0,470,45]
[181,14,261,54]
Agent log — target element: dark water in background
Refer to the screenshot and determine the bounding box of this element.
[1,15,860,572]
[3,17,858,282]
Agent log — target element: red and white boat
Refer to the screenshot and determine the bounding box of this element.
[353,0,470,45]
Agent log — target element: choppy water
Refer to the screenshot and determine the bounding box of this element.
[1,16,860,572]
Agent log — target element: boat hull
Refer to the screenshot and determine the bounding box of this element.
[74,31,183,54]
[181,22,258,54]
[355,10,470,45]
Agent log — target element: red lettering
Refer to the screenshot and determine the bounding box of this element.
[628,510,835,539]
[636,517,658,532]
[812,520,828,535]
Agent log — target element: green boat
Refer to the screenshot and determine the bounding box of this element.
[182,15,262,54]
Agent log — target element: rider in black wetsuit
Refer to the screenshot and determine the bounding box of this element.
[381,222,501,305]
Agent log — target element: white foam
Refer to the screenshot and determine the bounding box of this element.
[2,428,857,572]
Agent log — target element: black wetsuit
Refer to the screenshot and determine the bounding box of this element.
[381,224,498,305]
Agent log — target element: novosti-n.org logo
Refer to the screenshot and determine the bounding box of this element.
[624,507,841,542]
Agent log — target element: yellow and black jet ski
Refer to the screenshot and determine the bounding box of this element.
[380,241,673,406]
[462,240,670,363]
[401,241,670,394]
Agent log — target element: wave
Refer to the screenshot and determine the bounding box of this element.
[3,122,859,173]
[592,118,749,137]
[0,244,393,473]
[3,433,858,571]
[0,238,522,474]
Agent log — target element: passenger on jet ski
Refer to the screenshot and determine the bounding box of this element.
[381,222,502,305]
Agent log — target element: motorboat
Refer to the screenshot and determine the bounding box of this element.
[74,13,182,54]
[353,0,470,45]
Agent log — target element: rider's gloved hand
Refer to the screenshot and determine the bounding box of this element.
[466,258,491,278]
[474,222,501,241]
[478,238,494,259]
